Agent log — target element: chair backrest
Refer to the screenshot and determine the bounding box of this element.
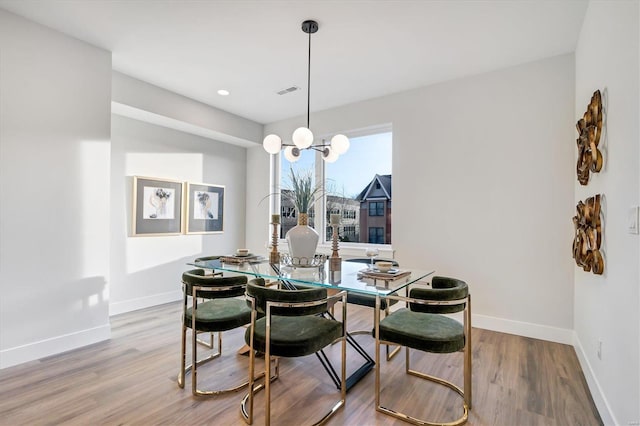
[246,279,328,316]
[409,276,468,314]
[345,257,399,267]
[182,269,247,298]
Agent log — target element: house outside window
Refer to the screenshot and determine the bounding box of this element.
[357,174,392,244]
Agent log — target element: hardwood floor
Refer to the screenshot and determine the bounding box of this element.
[0,301,602,425]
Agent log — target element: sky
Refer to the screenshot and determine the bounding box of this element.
[281,132,392,198]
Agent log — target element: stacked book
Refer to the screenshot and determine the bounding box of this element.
[358,268,411,280]
[220,254,261,264]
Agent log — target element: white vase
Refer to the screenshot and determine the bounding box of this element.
[286,213,319,265]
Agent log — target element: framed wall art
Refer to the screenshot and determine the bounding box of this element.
[132,176,184,236]
[185,182,225,234]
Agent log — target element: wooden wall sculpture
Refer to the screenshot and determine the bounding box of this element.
[572,194,604,275]
[576,90,603,185]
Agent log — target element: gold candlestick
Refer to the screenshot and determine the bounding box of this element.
[329,223,341,270]
[269,220,280,264]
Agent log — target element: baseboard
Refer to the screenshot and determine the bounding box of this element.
[109,290,182,316]
[573,333,617,426]
[0,324,111,370]
[471,313,574,344]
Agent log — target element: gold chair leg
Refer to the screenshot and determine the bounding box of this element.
[196,331,218,349]
[377,343,469,426]
[342,303,399,360]
[241,307,280,425]
[464,295,472,409]
[242,305,346,426]
[179,323,259,397]
[190,328,266,397]
[384,305,400,361]
[242,347,342,426]
[178,324,187,388]
[386,344,401,360]
[240,357,280,425]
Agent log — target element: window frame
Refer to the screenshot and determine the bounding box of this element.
[272,124,394,254]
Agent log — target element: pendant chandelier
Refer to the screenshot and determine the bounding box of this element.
[262,20,350,163]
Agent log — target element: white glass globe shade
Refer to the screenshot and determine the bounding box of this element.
[263,134,282,154]
[323,147,339,163]
[292,127,314,149]
[284,146,301,162]
[331,134,350,155]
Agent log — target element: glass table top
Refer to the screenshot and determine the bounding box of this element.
[189,257,435,296]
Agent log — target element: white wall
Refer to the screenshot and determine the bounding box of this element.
[0,9,112,368]
[110,115,248,314]
[249,54,576,341]
[574,1,640,424]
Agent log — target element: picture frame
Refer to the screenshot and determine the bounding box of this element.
[132,176,184,236]
[185,182,225,234]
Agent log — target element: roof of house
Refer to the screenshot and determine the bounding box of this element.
[356,174,392,201]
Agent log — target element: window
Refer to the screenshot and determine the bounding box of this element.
[369,201,384,216]
[368,227,384,244]
[343,225,357,242]
[277,130,392,245]
[280,149,316,238]
[325,131,392,244]
[281,206,296,218]
[342,210,356,219]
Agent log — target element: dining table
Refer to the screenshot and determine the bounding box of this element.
[190,255,435,391]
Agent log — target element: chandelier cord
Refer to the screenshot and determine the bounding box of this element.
[306,28,311,130]
[262,20,348,162]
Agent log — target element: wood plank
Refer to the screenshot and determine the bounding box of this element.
[0,302,603,425]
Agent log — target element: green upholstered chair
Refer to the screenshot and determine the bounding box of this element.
[374,276,472,426]
[345,257,401,360]
[192,256,223,349]
[177,268,254,397]
[241,278,347,426]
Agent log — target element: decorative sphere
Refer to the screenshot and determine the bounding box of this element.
[263,134,282,154]
[331,134,350,154]
[323,146,339,163]
[292,127,314,149]
[284,146,301,162]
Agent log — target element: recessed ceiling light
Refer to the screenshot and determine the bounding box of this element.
[217,89,230,96]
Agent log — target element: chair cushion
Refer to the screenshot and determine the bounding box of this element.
[245,315,342,358]
[378,308,464,353]
[185,298,252,332]
[346,292,398,310]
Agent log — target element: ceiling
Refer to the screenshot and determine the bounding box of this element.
[0,0,588,125]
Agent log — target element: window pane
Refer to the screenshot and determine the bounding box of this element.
[368,227,384,244]
[325,132,392,244]
[280,149,316,238]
